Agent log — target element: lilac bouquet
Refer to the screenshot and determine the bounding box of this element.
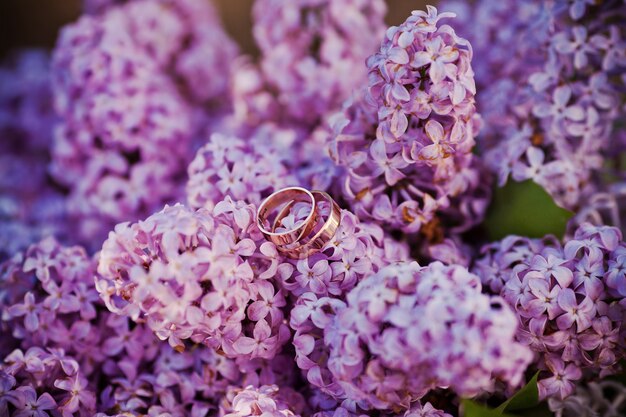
[1,1,625,417]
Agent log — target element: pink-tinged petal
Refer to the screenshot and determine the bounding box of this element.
[256,280,275,301]
[293,334,315,355]
[528,278,549,296]
[385,166,406,186]
[557,288,577,310]
[390,110,408,138]
[425,120,444,143]
[564,105,585,121]
[526,147,545,167]
[232,337,256,355]
[411,51,431,68]
[556,313,576,330]
[235,239,256,257]
[233,208,251,230]
[290,305,312,326]
[247,301,268,322]
[418,144,440,161]
[311,260,329,276]
[161,231,182,260]
[398,31,414,48]
[391,82,411,102]
[200,292,223,311]
[253,319,271,340]
[552,267,573,288]
[372,195,393,219]
[37,393,57,409]
[429,60,446,84]
[309,277,327,294]
[388,47,409,64]
[369,139,388,163]
[24,312,39,332]
[450,82,465,105]
[523,299,548,317]
[554,85,572,106]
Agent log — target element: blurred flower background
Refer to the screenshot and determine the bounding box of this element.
[0,0,429,58]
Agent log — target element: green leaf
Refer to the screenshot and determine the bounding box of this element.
[484,180,573,241]
[461,399,517,417]
[495,372,540,413]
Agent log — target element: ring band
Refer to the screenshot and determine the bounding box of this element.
[275,191,342,259]
[256,187,317,247]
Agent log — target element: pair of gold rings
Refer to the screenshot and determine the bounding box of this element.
[256,187,341,259]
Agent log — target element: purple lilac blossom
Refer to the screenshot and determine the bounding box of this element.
[0,347,96,416]
[0,238,262,416]
[0,238,100,364]
[279,203,409,298]
[329,7,490,236]
[0,51,68,259]
[186,127,298,210]
[50,0,238,243]
[291,261,531,410]
[80,0,238,104]
[248,0,387,128]
[442,0,626,209]
[473,222,626,399]
[96,200,291,360]
[227,0,389,197]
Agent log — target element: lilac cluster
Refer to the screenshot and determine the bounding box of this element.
[96,200,291,359]
[0,51,68,259]
[50,0,237,243]
[443,0,626,209]
[227,0,389,198]
[279,207,409,298]
[0,238,99,364]
[473,223,626,399]
[1,347,96,416]
[242,0,387,128]
[186,127,297,210]
[80,0,238,105]
[0,237,280,416]
[329,7,490,235]
[290,262,532,410]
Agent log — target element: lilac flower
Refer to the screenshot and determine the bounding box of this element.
[187,129,297,210]
[7,386,56,417]
[296,262,531,410]
[0,347,93,417]
[249,0,387,127]
[539,356,583,400]
[0,238,108,370]
[50,0,238,243]
[96,200,291,360]
[443,0,626,208]
[0,51,68,259]
[330,7,490,236]
[473,222,626,399]
[279,207,408,298]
